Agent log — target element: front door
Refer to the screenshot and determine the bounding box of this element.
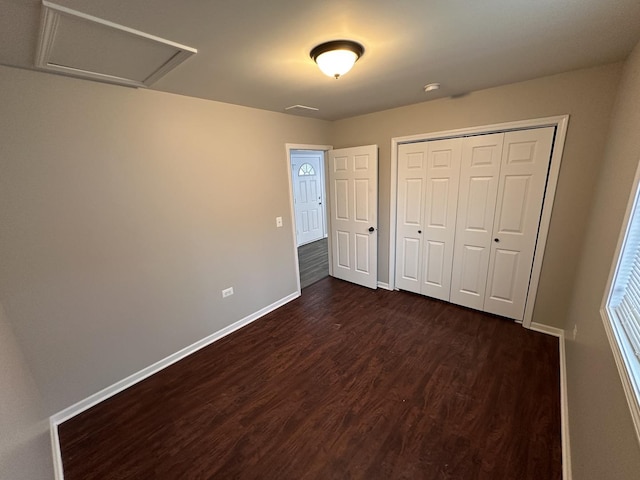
[291,151,325,246]
[328,145,378,289]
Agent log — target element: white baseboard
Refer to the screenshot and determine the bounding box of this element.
[50,417,64,480]
[529,322,571,479]
[49,296,571,480]
[529,322,563,338]
[49,290,300,480]
[559,333,572,480]
[377,281,392,290]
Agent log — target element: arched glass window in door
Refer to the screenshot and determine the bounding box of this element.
[298,163,316,176]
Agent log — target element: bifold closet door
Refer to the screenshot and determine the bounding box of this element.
[483,127,555,319]
[396,127,554,321]
[395,142,428,293]
[450,133,504,311]
[420,139,462,300]
[395,139,461,300]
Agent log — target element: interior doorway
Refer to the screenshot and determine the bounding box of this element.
[286,143,379,292]
[288,147,330,289]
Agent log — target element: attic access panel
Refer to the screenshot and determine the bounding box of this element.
[35,1,197,88]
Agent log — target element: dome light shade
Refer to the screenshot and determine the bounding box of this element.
[315,49,358,78]
[310,40,364,79]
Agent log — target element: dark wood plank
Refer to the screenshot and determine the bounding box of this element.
[298,238,329,289]
[58,277,561,479]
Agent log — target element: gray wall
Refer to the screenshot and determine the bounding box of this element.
[3,51,640,480]
[0,64,330,479]
[330,63,622,329]
[0,65,330,413]
[0,302,52,479]
[564,41,640,479]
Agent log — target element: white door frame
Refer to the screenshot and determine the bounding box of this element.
[388,115,570,328]
[285,143,333,294]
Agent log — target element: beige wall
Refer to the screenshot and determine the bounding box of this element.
[564,42,640,478]
[330,63,622,328]
[0,303,52,480]
[0,65,330,414]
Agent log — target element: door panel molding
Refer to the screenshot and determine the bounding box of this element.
[389,115,570,328]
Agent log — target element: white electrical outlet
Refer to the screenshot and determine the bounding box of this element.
[276,216,283,227]
[222,287,234,298]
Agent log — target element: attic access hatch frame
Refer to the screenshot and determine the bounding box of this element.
[35,1,197,88]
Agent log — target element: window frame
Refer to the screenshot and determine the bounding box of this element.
[601,158,640,445]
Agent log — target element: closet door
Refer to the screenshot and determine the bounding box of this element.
[450,133,504,310]
[395,142,428,293]
[420,138,462,300]
[483,127,555,319]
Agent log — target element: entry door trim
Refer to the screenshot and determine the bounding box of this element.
[286,144,332,295]
[389,115,569,328]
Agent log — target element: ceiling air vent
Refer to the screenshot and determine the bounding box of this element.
[35,1,197,88]
[284,105,320,115]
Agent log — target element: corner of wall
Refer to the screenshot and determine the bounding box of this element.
[0,303,54,479]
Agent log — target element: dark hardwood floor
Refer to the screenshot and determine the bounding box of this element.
[58,277,561,480]
[298,238,329,289]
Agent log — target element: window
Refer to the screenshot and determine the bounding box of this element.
[298,163,316,176]
[602,161,640,442]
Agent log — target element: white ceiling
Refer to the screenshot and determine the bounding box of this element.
[2,0,640,120]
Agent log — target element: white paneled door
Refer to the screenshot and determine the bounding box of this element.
[395,126,555,321]
[450,133,504,310]
[329,145,378,289]
[396,142,428,293]
[291,151,325,246]
[483,127,555,319]
[395,139,462,300]
[421,139,462,300]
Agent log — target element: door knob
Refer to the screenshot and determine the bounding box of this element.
[418,230,422,234]
[494,238,500,242]
[368,227,375,232]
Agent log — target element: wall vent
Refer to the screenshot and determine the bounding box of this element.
[35,1,197,88]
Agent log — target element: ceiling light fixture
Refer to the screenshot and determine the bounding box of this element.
[424,83,441,93]
[310,40,364,79]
